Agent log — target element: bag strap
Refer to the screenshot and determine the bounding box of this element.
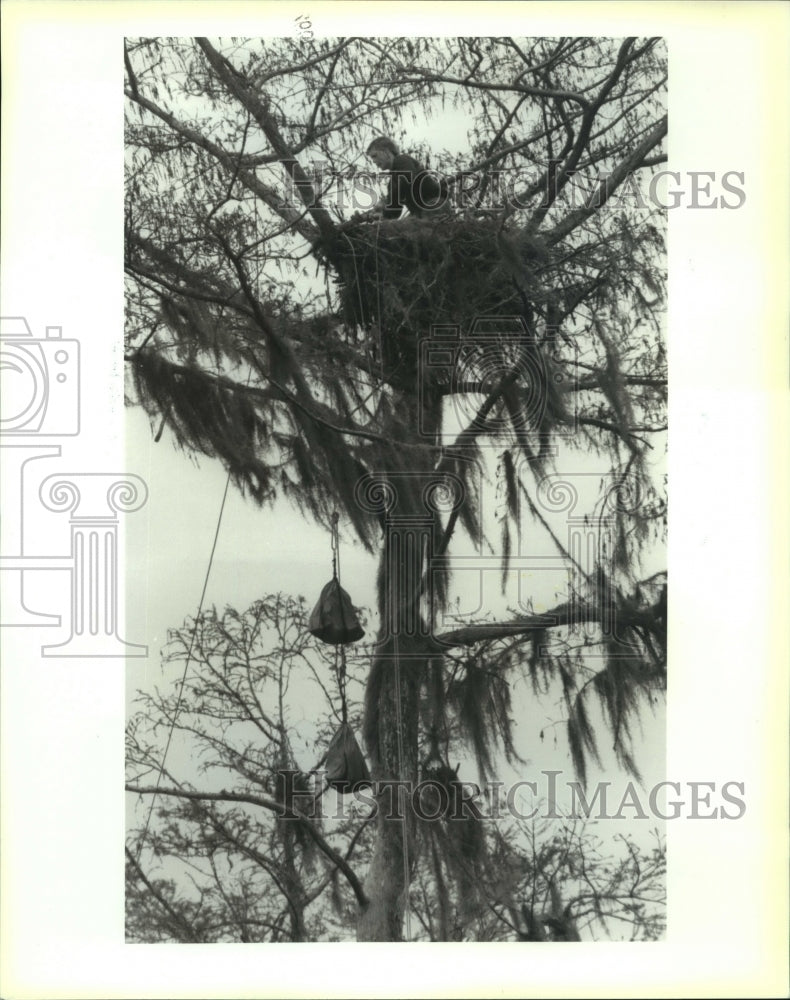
[330,512,349,724]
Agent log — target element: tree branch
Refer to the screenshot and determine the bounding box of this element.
[125,783,369,909]
[125,846,200,942]
[432,594,665,651]
[547,116,668,245]
[432,602,597,650]
[125,88,317,242]
[196,38,338,245]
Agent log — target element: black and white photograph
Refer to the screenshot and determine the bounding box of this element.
[124,34,670,945]
[1,2,788,997]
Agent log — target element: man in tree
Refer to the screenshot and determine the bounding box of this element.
[365,135,450,219]
[124,35,668,943]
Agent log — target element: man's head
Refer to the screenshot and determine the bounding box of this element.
[366,136,399,169]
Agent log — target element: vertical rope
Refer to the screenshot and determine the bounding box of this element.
[340,229,376,379]
[392,637,412,941]
[330,511,349,727]
[135,470,232,861]
[343,211,411,937]
[134,182,262,863]
[330,510,340,581]
[339,645,348,726]
[371,219,412,939]
[373,218,383,377]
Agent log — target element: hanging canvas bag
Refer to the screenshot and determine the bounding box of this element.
[324,722,372,794]
[308,578,364,645]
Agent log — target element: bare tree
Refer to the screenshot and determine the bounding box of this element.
[126,597,665,942]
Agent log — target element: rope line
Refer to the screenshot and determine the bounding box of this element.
[341,229,377,380]
[341,213,412,938]
[368,214,412,941]
[330,511,350,727]
[135,469,233,862]
[392,632,412,941]
[373,219,384,379]
[135,185,261,863]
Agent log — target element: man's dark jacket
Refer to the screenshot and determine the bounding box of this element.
[381,153,449,218]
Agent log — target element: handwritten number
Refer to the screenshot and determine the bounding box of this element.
[295,15,313,41]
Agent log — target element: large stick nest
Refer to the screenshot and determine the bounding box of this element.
[328,217,548,388]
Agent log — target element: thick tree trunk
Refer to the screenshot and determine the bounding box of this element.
[355,386,444,941]
[356,638,421,941]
